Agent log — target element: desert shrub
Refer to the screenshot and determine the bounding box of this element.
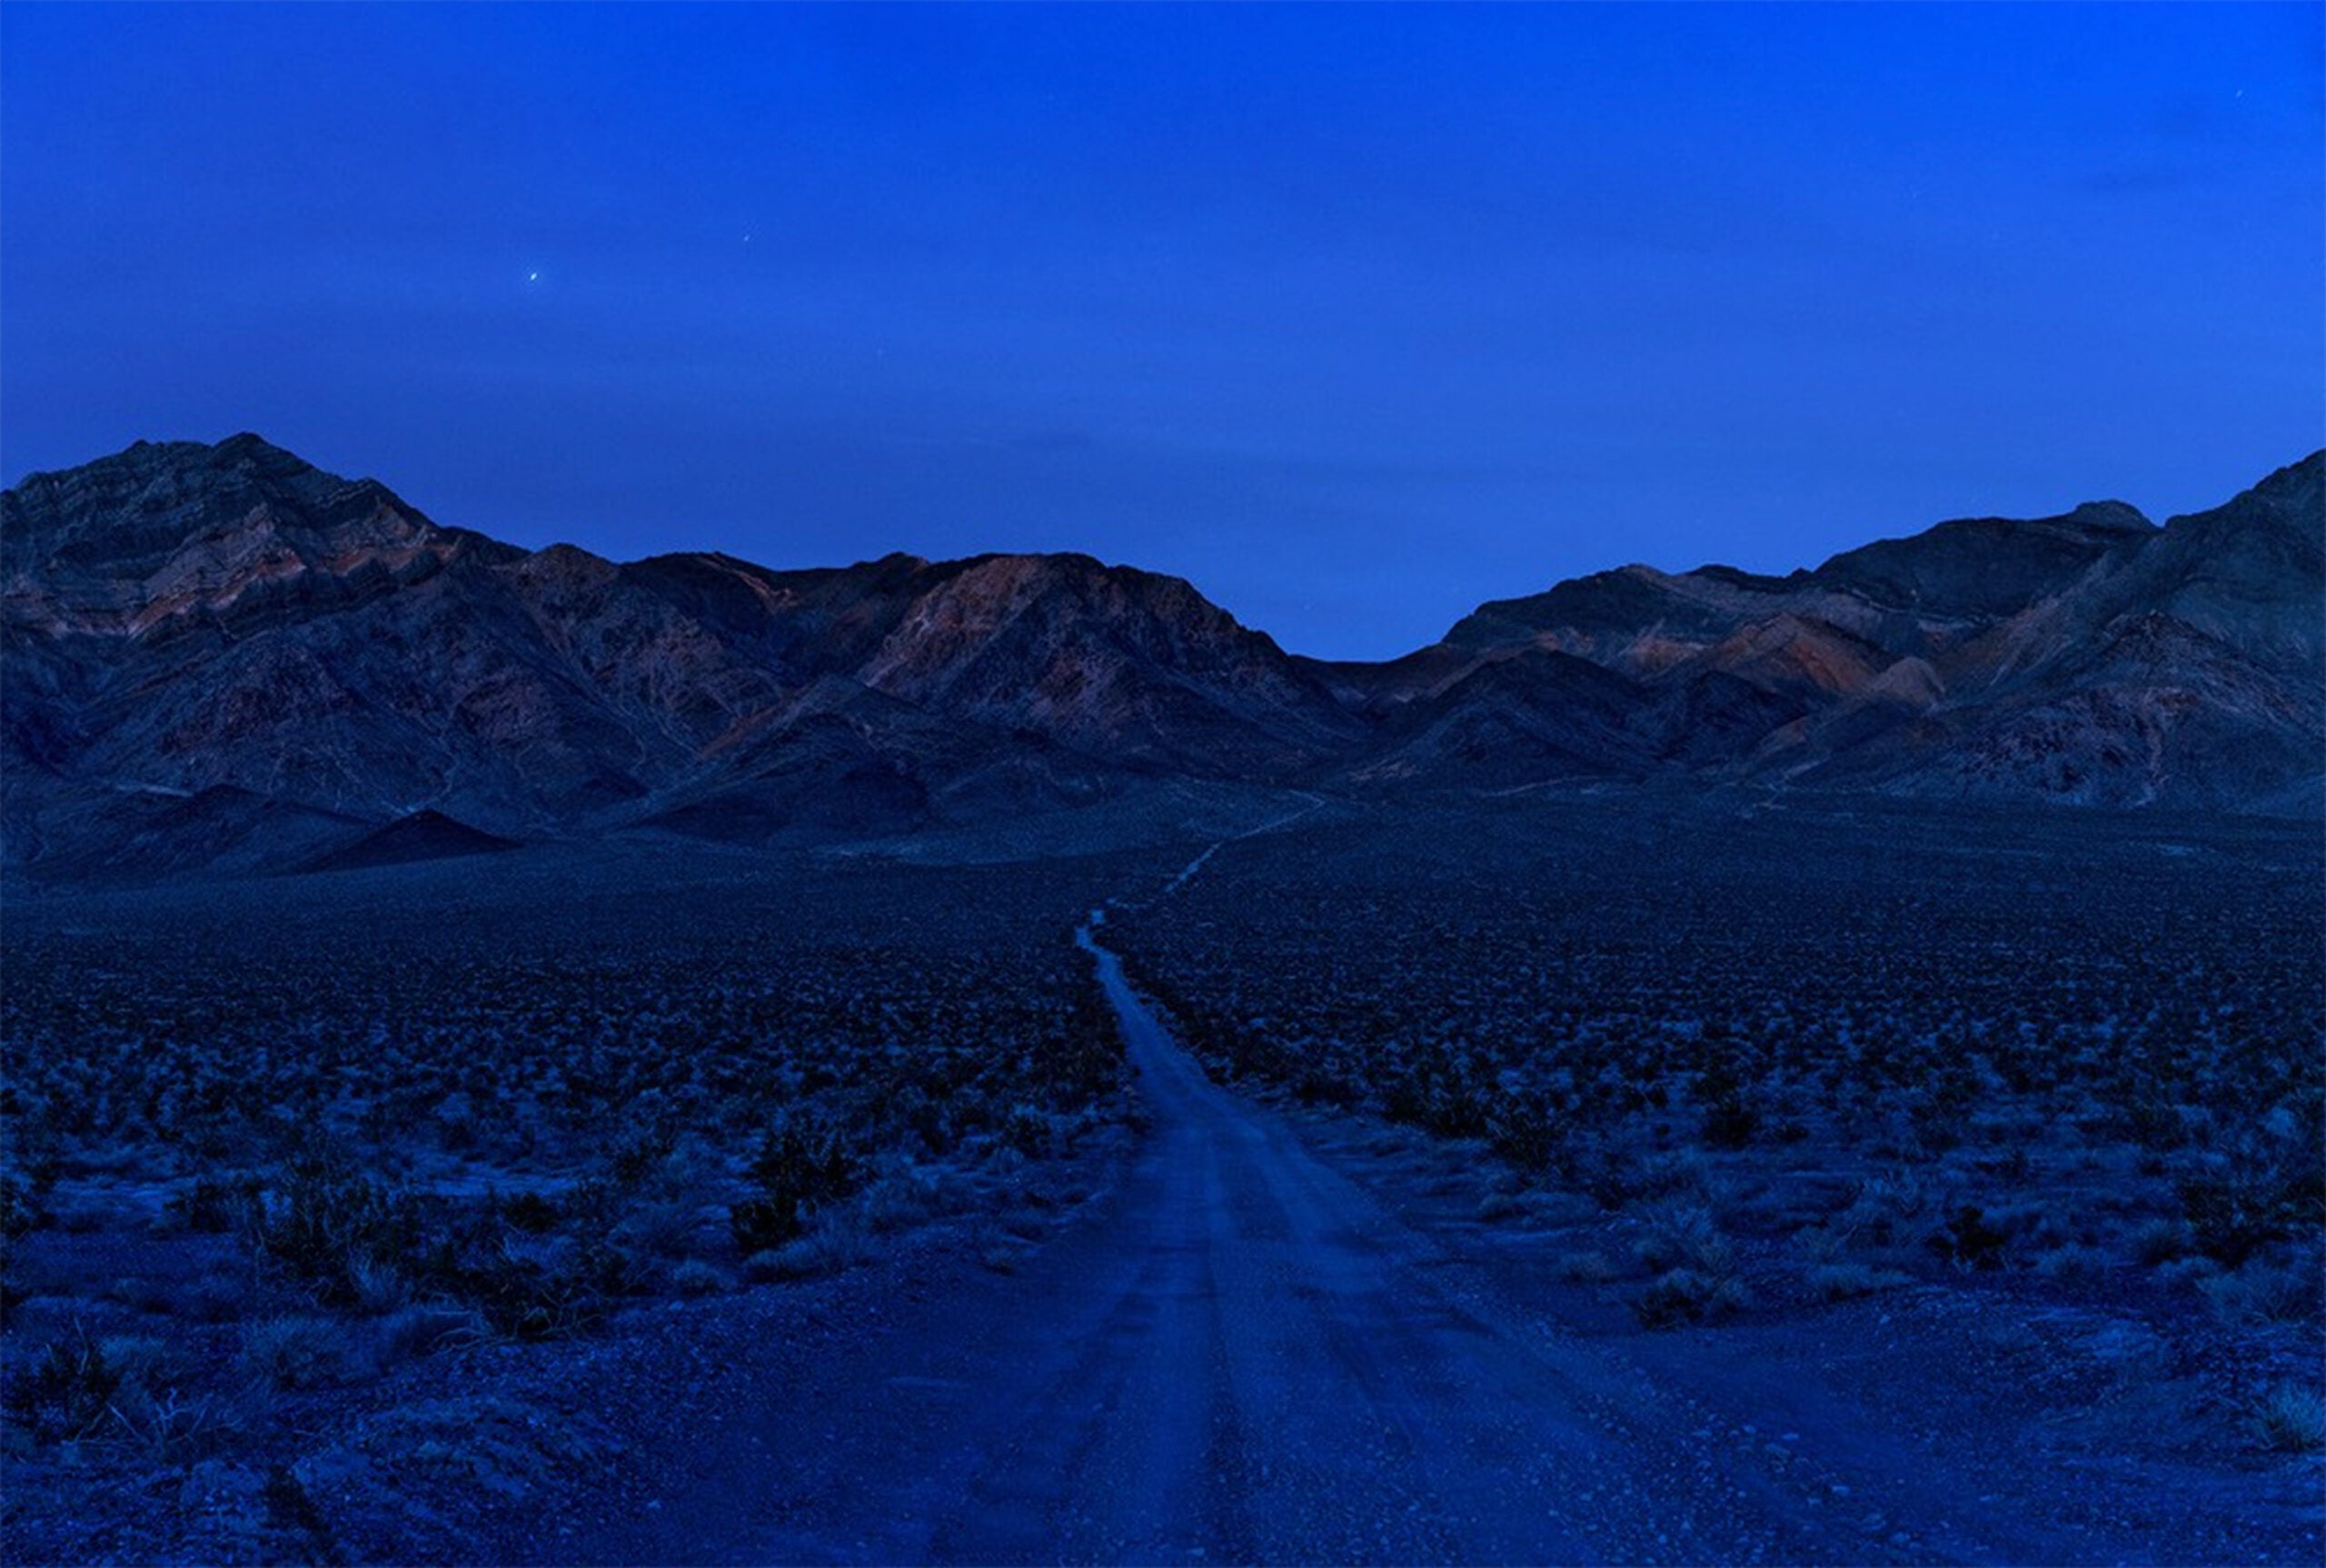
[741,1212,872,1282]
[2127,1216,2196,1266]
[2033,1244,2112,1287]
[167,1174,253,1235]
[1575,1144,1708,1211]
[1001,1104,1056,1159]
[0,1173,34,1240]
[730,1195,805,1255]
[2251,1383,2326,1453]
[94,1335,183,1395]
[343,1254,413,1316]
[1632,1200,1735,1277]
[251,1159,424,1305]
[671,1259,731,1296]
[1486,1092,1562,1175]
[11,1324,124,1441]
[244,1315,363,1389]
[859,1168,949,1236]
[1633,1267,1748,1328]
[429,1236,630,1340]
[0,1251,25,1330]
[1806,1262,1909,1301]
[2200,1257,2323,1325]
[1928,1204,2011,1271]
[104,1385,243,1464]
[1701,1094,1760,1150]
[731,1115,864,1254]
[611,1197,710,1262]
[1553,1249,1620,1284]
[1829,1171,1935,1255]
[741,1245,811,1284]
[604,1121,681,1189]
[373,1304,485,1362]
[2177,1141,2323,1267]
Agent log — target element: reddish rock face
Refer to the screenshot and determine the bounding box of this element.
[1397,453,2322,808]
[3,437,2318,876]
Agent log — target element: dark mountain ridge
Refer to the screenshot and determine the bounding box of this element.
[4,436,2318,875]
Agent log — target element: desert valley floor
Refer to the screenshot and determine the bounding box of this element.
[3,789,2321,1564]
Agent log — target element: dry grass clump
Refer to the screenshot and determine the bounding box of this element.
[243,1315,363,1390]
[2251,1382,2326,1453]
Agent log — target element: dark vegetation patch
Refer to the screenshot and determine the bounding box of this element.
[1108,798,2323,1355]
[5,794,2319,1558]
[0,840,1148,1560]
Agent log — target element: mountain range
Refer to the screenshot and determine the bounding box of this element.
[4,434,2319,877]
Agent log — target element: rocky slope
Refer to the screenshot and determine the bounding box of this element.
[0,436,1352,874]
[3,438,2317,875]
[1377,454,2323,809]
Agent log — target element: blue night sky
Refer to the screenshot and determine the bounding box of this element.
[4,5,2320,660]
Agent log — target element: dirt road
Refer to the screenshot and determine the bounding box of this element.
[553,907,2276,1565]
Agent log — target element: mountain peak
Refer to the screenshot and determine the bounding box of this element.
[0,434,472,630]
[2063,499,2156,534]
